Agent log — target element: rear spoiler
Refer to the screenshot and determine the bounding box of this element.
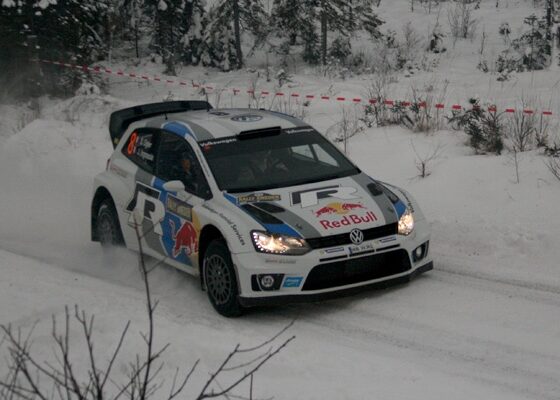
[109,100,212,148]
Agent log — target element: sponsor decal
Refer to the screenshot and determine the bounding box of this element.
[378,235,397,244]
[202,204,246,246]
[283,276,303,288]
[231,114,263,122]
[237,193,281,204]
[291,186,360,208]
[348,242,375,255]
[319,212,378,230]
[314,202,366,217]
[321,246,345,255]
[166,195,192,221]
[284,127,315,134]
[127,132,154,161]
[126,183,165,235]
[199,137,238,146]
[169,220,198,257]
[264,258,297,265]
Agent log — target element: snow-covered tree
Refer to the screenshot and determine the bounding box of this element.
[181,0,205,65]
[200,0,266,70]
[200,4,238,71]
[1,0,109,97]
[143,0,206,74]
[271,0,383,66]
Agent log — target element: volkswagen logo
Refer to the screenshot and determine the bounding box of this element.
[231,114,263,122]
[349,229,364,245]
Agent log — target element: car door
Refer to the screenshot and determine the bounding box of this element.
[118,127,170,257]
[152,130,212,271]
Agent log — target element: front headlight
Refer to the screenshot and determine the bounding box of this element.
[251,231,310,255]
[398,208,414,236]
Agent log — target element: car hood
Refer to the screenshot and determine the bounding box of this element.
[223,173,408,239]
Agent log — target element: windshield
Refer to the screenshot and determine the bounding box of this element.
[199,128,360,192]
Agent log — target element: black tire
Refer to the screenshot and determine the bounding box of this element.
[96,199,124,247]
[203,240,243,317]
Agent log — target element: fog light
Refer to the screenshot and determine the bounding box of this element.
[252,274,284,291]
[412,241,429,262]
[260,275,275,288]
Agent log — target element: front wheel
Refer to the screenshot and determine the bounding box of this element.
[97,199,124,247]
[203,240,243,317]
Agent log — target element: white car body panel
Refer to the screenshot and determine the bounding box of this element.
[92,106,432,307]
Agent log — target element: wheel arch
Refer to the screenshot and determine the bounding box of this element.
[197,224,226,286]
[91,186,117,241]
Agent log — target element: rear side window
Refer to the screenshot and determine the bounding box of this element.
[122,128,157,173]
[156,132,211,199]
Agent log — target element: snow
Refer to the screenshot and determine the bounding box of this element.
[1,0,560,398]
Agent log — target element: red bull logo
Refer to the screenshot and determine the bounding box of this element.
[319,212,378,230]
[169,220,198,257]
[314,202,366,217]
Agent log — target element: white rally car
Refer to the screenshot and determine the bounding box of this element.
[91,101,432,317]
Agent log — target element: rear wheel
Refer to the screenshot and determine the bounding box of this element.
[97,199,124,247]
[203,240,243,317]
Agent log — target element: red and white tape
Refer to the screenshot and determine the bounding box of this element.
[34,59,554,116]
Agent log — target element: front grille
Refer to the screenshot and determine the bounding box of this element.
[302,249,411,291]
[306,223,398,250]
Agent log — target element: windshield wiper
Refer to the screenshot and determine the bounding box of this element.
[225,169,360,193]
[226,184,278,193]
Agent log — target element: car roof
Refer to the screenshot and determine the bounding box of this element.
[142,108,309,142]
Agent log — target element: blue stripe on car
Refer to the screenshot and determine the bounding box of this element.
[394,200,407,218]
[163,121,197,140]
[223,193,302,238]
[262,223,302,237]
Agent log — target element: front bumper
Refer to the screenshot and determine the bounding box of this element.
[238,261,433,307]
[231,218,432,306]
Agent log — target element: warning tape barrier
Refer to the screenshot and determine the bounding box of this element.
[34,59,554,117]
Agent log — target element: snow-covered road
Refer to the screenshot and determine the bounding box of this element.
[1,245,558,399]
[1,94,559,399]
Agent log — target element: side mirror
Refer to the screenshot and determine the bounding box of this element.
[163,180,185,193]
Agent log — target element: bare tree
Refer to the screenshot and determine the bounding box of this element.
[508,108,537,152]
[545,156,560,182]
[448,0,479,43]
[510,147,521,184]
[328,106,364,154]
[0,214,294,400]
[411,140,444,178]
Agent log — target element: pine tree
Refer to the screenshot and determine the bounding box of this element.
[181,0,205,65]
[200,0,266,70]
[145,0,183,74]
[271,0,383,66]
[200,4,238,71]
[123,0,146,59]
[1,0,109,97]
[271,0,305,46]
[270,0,320,64]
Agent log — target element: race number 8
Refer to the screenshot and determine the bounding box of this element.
[127,132,138,155]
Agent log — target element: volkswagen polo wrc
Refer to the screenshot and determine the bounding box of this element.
[91,100,432,316]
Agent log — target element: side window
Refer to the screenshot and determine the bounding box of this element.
[291,144,314,160]
[121,128,157,173]
[312,144,339,167]
[156,132,211,199]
